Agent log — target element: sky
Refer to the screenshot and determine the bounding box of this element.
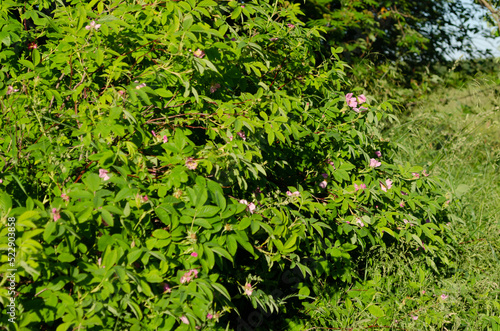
[447,0,500,59]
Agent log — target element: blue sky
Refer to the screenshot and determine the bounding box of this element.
[447,0,500,59]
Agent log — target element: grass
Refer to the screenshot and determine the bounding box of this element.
[296,58,500,330]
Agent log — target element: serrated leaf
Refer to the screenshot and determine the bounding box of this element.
[127,249,143,265]
[212,283,231,301]
[210,246,233,262]
[197,205,219,218]
[148,250,166,262]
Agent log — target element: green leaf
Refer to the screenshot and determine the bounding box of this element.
[298,286,310,298]
[197,205,219,218]
[283,234,298,251]
[237,217,251,230]
[231,6,242,20]
[18,210,39,224]
[234,231,255,255]
[44,222,57,242]
[58,253,75,263]
[221,204,237,219]
[152,229,170,239]
[19,59,34,70]
[210,245,233,262]
[212,191,226,212]
[0,31,11,46]
[226,234,238,255]
[127,249,143,265]
[368,304,385,317]
[148,250,166,262]
[212,283,231,301]
[114,187,133,202]
[101,209,114,227]
[77,207,93,223]
[127,299,143,320]
[98,234,114,251]
[379,227,396,238]
[204,243,215,268]
[193,218,212,228]
[0,192,12,215]
[56,322,73,331]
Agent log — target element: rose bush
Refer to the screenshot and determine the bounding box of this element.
[0,0,453,329]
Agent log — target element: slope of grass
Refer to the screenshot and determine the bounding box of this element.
[294,59,500,330]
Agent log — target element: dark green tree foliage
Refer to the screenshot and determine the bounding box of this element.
[294,0,489,83]
[299,0,488,62]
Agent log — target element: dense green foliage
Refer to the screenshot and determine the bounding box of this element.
[0,0,485,330]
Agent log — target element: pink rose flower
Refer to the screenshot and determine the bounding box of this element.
[369,158,381,167]
[185,158,198,170]
[180,315,189,324]
[210,83,221,93]
[180,269,198,284]
[6,86,19,95]
[354,183,366,191]
[193,48,205,58]
[237,131,246,140]
[380,179,392,192]
[243,282,253,296]
[85,21,101,30]
[248,202,256,214]
[99,169,110,181]
[52,208,61,221]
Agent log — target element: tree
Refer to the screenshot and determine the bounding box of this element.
[300,0,491,62]
[476,0,500,35]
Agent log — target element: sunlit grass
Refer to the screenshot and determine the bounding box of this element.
[385,61,500,329]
